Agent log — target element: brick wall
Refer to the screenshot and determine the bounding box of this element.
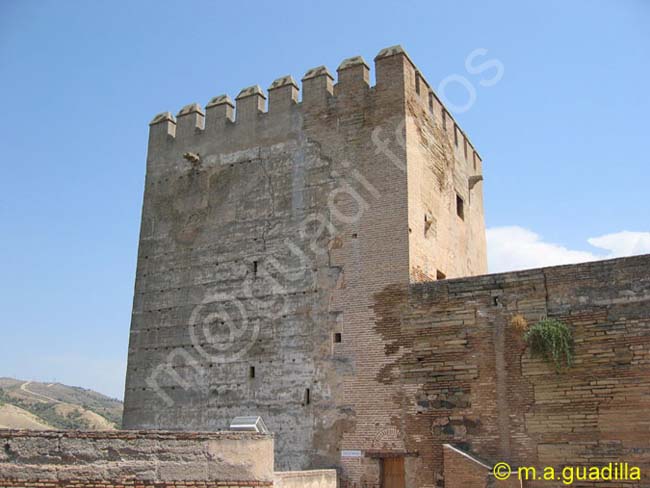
[369,254,650,487]
[404,56,487,282]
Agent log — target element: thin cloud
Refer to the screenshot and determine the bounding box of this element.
[588,231,650,257]
[487,227,650,273]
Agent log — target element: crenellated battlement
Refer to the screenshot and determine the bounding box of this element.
[146,45,481,171]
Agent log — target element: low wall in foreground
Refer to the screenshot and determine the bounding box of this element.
[0,429,274,487]
[274,470,338,488]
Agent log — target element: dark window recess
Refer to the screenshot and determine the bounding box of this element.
[249,366,255,379]
[454,126,458,146]
[253,260,258,277]
[415,74,421,95]
[436,270,446,280]
[334,332,342,343]
[352,233,358,239]
[424,213,434,235]
[304,388,311,405]
[428,92,434,112]
[456,194,465,220]
[473,152,477,171]
[464,139,468,159]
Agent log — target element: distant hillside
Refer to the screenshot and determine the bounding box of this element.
[0,377,122,430]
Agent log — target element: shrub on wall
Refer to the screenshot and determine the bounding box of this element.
[524,318,574,371]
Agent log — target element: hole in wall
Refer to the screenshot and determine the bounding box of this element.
[334,332,342,343]
[304,388,311,406]
[456,194,465,220]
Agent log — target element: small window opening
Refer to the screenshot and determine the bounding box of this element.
[249,366,255,379]
[428,92,434,112]
[424,213,434,235]
[334,332,342,343]
[352,233,358,239]
[436,270,446,280]
[253,260,258,277]
[473,152,477,171]
[304,388,311,405]
[456,194,464,220]
[415,74,421,95]
[454,126,458,146]
[442,110,447,131]
[464,139,468,159]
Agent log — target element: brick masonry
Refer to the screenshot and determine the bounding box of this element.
[372,254,650,487]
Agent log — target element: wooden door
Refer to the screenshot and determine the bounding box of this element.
[381,457,405,488]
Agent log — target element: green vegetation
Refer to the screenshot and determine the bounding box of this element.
[0,390,88,429]
[0,380,122,430]
[524,318,574,372]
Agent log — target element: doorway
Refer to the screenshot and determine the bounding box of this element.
[381,457,405,488]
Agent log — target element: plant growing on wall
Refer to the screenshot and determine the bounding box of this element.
[524,318,574,371]
[509,313,528,331]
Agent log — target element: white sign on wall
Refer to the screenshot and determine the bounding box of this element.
[341,450,363,458]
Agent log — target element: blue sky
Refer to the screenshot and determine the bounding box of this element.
[1,0,648,399]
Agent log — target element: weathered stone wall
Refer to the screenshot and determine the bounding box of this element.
[122,44,487,477]
[0,430,273,484]
[368,255,650,487]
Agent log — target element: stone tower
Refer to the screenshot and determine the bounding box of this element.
[122,45,487,474]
